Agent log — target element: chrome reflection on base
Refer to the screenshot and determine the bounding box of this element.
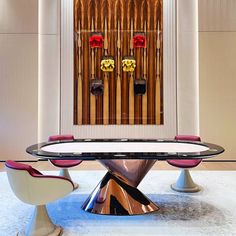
[82,159,159,215]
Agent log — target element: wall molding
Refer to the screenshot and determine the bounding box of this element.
[177,0,199,135]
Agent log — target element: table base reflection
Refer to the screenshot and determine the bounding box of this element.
[82,160,159,215]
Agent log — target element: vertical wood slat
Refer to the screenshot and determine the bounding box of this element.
[134,0,145,124]
[129,0,134,125]
[74,1,83,125]
[142,1,147,124]
[103,2,109,125]
[80,0,90,124]
[90,14,96,125]
[142,0,148,125]
[107,0,116,124]
[155,0,161,124]
[94,0,103,124]
[77,21,83,125]
[73,5,78,125]
[159,1,164,124]
[147,0,155,124]
[116,4,122,125]
[73,2,77,124]
[99,0,108,125]
[120,0,129,124]
[74,0,163,125]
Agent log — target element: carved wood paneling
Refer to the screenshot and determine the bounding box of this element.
[74,0,163,125]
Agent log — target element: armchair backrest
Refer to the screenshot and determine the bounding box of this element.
[48,135,74,142]
[175,135,201,142]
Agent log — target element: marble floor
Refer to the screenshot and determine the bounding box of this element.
[0,170,236,236]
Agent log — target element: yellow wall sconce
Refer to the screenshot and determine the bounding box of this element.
[122,57,136,72]
[101,57,115,72]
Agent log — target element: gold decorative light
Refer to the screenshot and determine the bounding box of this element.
[101,57,115,72]
[122,57,136,72]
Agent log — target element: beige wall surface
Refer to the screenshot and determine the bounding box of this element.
[199,0,236,32]
[0,0,38,161]
[0,0,60,161]
[199,0,236,160]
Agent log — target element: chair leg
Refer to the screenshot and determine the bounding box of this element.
[59,169,79,190]
[18,205,62,236]
[171,169,201,193]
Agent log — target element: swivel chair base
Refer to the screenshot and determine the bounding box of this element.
[170,169,201,193]
[17,205,63,236]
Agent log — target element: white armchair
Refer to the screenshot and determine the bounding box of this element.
[5,160,74,236]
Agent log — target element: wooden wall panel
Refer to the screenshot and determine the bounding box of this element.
[74,0,163,125]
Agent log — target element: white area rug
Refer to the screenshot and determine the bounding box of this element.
[0,170,236,236]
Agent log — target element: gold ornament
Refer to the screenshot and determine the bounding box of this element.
[101,57,115,72]
[122,58,136,72]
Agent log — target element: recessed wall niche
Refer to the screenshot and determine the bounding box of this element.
[73,0,163,125]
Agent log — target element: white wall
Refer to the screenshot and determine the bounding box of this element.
[0,0,38,160]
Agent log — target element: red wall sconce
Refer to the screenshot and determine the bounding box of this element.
[133,34,146,48]
[89,33,104,48]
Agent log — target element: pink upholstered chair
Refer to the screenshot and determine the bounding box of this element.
[48,135,82,189]
[167,135,202,192]
[5,160,74,236]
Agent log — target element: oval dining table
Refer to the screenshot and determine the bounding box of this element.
[26,138,224,216]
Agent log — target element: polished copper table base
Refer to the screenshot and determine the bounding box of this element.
[82,160,159,215]
[82,172,159,215]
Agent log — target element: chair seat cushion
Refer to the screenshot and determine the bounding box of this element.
[50,160,82,168]
[167,159,202,168]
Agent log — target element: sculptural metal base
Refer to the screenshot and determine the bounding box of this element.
[82,159,158,215]
[82,172,159,215]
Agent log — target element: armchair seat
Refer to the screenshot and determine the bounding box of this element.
[167,159,201,169]
[50,160,82,168]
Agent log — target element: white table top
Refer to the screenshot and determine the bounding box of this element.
[42,142,209,154]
